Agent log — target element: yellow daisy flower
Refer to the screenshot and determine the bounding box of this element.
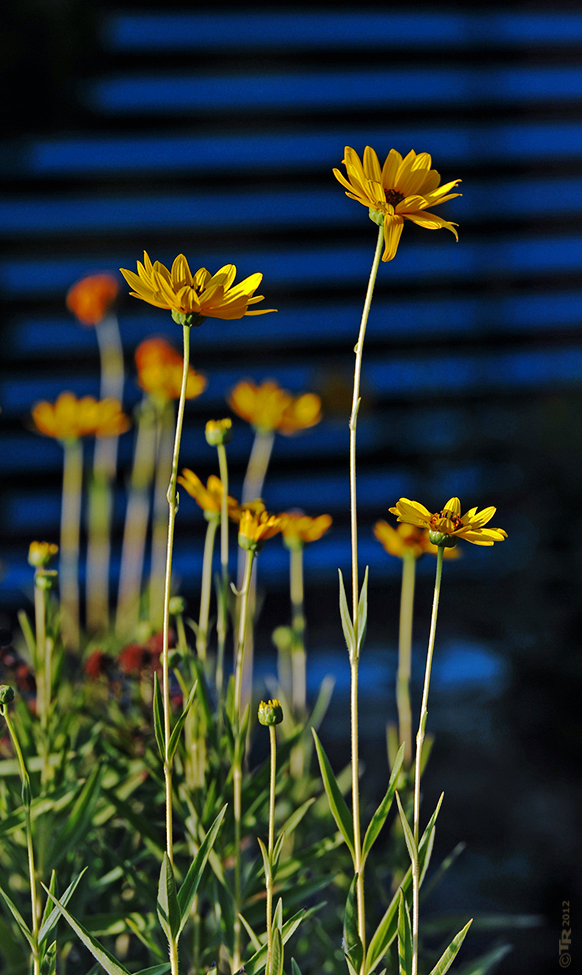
[373,520,459,560]
[32,392,130,441]
[177,470,239,518]
[281,510,332,549]
[228,379,321,436]
[333,146,462,262]
[389,497,507,547]
[120,252,276,326]
[238,505,285,552]
[66,273,119,326]
[135,336,206,402]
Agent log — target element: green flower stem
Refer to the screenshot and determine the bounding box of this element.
[86,313,124,634]
[196,515,219,662]
[232,547,255,972]
[34,575,52,788]
[290,545,306,715]
[161,323,191,878]
[266,723,277,968]
[411,544,444,975]
[397,554,417,769]
[348,222,384,953]
[116,399,157,639]
[150,400,175,632]
[216,441,230,694]
[60,438,83,652]
[2,703,40,975]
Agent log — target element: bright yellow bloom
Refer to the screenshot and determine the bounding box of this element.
[32,392,130,441]
[238,505,285,552]
[228,379,321,435]
[389,497,507,547]
[28,541,59,568]
[177,470,239,517]
[333,146,461,261]
[135,336,206,401]
[66,273,119,326]
[120,252,276,326]
[373,520,459,560]
[281,510,332,548]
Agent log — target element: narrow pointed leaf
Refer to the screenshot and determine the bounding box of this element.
[268,926,283,975]
[46,767,102,870]
[41,886,131,975]
[280,798,315,840]
[257,836,272,884]
[39,868,87,943]
[343,874,363,975]
[395,793,418,868]
[362,742,405,865]
[397,890,412,975]
[40,940,56,975]
[291,960,302,975]
[133,966,171,975]
[152,673,165,759]
[427,919,472,975]
[338,569,355,655]
[456,944,512,974]
[239,912,262,952]
[157,853,180,942]
[177,804,227,934]
[272,831,285,877]
[244,908,305,975]
[312,728,354,858]
[356,566,369,657]
[167,680,198,763]
[0,882,35,949]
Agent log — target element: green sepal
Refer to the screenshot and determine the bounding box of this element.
[395,792,418,868]
[362,742,405,865]
[343,874,363,975]
[311,728,355,859]
[152,673,165,759]
[397,890,412,975]
[356,566,369,658]
[167,679,198,763]
[157,853,180,943]
[177,804,227,935]
[427,918,472,975]
[338,569,355,656]
[41,885,131,975]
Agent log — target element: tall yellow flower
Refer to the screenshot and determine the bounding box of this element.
[66,273,119,326]
[177,469,239,518]
[333,146,461,261]
[32,392,130,441]
[120,252,276,326]
[373,520,459,560]
[228,379,321,435]
[135,336,206,402]
[389,497,507,547]
[237,504,285,552]
[281,510,332,549]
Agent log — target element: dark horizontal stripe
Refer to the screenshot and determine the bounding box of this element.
[85,67,582,115]
[103,12,582,52]
[19,122,582,178]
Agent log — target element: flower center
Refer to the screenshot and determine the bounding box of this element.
[429,508,463,534]
[384,188,405,208]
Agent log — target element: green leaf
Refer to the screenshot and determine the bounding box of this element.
[244,909,305,975]
[395,793,418,868]
[167,680,198,763]
[40,940,56,975]
[397,890,412,975]
[157,853,180,943]
[41,886,131,975]
[152,673,165,759]
[46,766,102,870]
[39,868,87,944]
[362,742,404,865]
[280,798,315,841]
[291,960,303,975]
[133,966,171,975]
[457,944,512,974]
[427,919,472,975]
[272,831,285,877]
[343,874,363,975]
[338,569,355,655]
[311,728,354,859]
[356,566,369,658]
[177,804,227,935]
[268,926,284,975]
[239,912,262,953]
[0,880,35,949]
[257,836,272,884]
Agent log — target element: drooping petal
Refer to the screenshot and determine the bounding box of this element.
[404,211,459,240]
[382,214,404,261]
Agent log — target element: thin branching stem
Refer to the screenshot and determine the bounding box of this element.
[197,515,219,662]
[266,723,277,968]
[216,442,230,696]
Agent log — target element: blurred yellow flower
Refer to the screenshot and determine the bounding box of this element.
[32,392,130,441]
[66,273,119,326]
[373,520,459,560]
[135,336,206,402]
[205,418,232,446]
[28,541,59,568]
[120,252,276,326]
[228,379,321,435]
[238,505,285,552]
[177,470,239,518]
[281,510,332,548]
[333,146,461,261]
[389,497,507,547]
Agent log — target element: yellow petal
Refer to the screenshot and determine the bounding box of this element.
[381,214,404,261]
[443,497,461,516]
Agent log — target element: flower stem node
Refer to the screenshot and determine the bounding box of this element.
[258,699,283,726]
[428,531,458,548]
[0,685,15,706]
[205,418,233,447]
[28,541,59,568]
[169,596,186,615]
[35,570,59,591]
[171,310,206,328]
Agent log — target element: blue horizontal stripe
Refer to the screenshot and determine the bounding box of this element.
[104,12,582,52]
[86,67,582,115]
[22,122,582,178]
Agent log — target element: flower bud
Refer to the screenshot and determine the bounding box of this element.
[428,531,458,548]
[258,699,283,726]
[169,596,186,615]
[28,541,58,568]
[205,418,233,447]
[35,570,59,591]
[0,685,15,705]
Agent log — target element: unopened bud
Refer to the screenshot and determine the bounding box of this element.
[258,699,283,726]
[35,570,59,591]
[205,418,233,447]
[0,685,15,705]
[169,596,186,615]
[428,531,458,548]
[28,541,58,568]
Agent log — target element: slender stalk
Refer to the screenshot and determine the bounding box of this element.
[216,442,230,695]
[234,550,255,720]
[60,438,83,652]
[196,515,219,662]
[289,545,306,715]
[34,577,52,788]
[266,724,277,967]
[397,554,416,768]
[151,400,175,631]
[411,545,444,975]
[116,399,157,639]
[348,222,384,954]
